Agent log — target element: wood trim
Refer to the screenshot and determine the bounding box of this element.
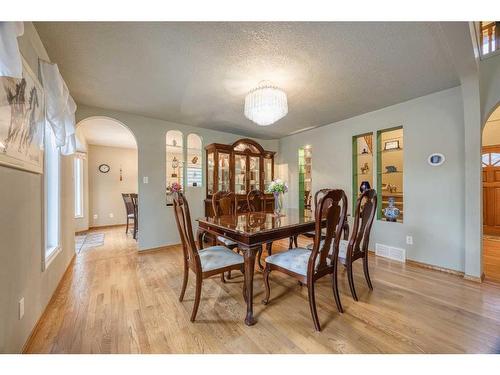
[137,243,181,253]
[89,224,126,230]
[406,258,464,277]
[22,253,76,353]
[463,273,486,283]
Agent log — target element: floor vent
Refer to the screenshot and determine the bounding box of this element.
[375,243,406,262]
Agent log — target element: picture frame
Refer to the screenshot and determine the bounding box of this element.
[0,56,45,174]
[384,140,400,150]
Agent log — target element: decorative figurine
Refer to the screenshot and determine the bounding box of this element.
[385,165,397,173]
[359,181,371,193]
[384,197,400,222]
[360,162,369,174]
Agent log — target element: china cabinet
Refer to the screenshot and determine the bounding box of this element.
[205,138,275,216]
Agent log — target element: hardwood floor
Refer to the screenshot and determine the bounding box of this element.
[24,226,500,353]
[484,237,500,283]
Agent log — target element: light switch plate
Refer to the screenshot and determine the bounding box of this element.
[406,236,413,245]
[143,176,149,184]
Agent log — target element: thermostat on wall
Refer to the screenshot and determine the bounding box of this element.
[427,153,445,166]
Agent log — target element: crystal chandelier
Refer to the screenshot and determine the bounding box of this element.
[244,81,288,126]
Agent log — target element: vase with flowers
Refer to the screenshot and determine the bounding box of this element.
[166,182,183,205]
[266,178,288,216]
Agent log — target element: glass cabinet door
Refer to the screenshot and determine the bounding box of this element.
[249,156,260,191]
[264,157,273,192]
[207,152,214,195]
[218,152,230,192]
[234,154,247,194]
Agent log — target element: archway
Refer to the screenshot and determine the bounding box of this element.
[73,116,139,254]
[481,104,500,283]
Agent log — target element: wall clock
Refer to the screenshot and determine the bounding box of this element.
[99,164,110,173]
[427,153,445,167]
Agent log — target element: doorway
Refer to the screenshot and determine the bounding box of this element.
[74,117,138,256]
[482,106,500,282]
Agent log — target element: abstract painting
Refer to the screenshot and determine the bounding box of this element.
[0,57,44,174]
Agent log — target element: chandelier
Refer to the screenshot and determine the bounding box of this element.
[244,81,288,126]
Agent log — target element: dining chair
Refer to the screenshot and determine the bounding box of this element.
[172,192,246,322]
[130,193,138,240]
[262,189,348,331]
[122,193,136,237]
[342,189,377,301]
[212,191,239,280]
[298,189,330,247]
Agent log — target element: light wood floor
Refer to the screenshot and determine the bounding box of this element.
[24,226,500,354]
[484,237,500,283]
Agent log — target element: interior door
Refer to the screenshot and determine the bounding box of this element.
[483,146,500,235]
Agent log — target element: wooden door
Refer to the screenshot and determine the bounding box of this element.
[483,146,500,235]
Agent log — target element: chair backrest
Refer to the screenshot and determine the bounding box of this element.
[314,189,331,214]
[130,193,138,214]
[212,191,236,217]
[172,192,201,270]
[348,189,377,256]
[122,193,135,215]
[247,190,266,212]
[308,189,347,275]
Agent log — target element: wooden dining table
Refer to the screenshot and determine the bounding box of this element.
[197,208,321,326]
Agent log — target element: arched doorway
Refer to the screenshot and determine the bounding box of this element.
[73,116,138,254]
[482,105,500,283]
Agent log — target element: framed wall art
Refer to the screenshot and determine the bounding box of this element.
[0,57,45,174]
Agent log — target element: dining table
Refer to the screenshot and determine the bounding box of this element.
[197,208,327,326]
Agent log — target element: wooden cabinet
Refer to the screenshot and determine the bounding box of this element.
[205,138,275,216]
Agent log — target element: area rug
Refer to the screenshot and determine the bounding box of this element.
[75,232,105,253]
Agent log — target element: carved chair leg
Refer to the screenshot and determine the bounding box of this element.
[332,262,344,313]
[288,237,294,249]
[221,272,226,283]
[307,281,321,331]
[294,235,298,248]
[347,261,358,301]
[262,265,271,305]
[227,271,232,280]
[363,254,373,290]
[190,275,202,322]
[126,217,129,234]
[179,257,189,302]
[257,246,264,271]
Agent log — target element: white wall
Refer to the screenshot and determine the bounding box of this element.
[0,23,75,353]
[74,132,89,232]
[75,106,280,250]
[88,144,138,227]
[279,87,466,272]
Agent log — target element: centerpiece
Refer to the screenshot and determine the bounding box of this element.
[266,178,288,216]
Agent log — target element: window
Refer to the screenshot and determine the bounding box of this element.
[166,130,184,205]
[44,123,61,268]
[187,134,202,187]
[74,156,83,218]
[479,21,499,57]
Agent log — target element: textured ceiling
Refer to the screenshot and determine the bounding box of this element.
[77,117,137,149]
[35,22,461,139]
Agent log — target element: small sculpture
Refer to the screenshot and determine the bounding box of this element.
[384,197,400,222]
[359,181,371,193]
[385,165,397,173]
[360,162,369,174]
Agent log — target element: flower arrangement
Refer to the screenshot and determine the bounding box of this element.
[167,181,182,193]
[266,178,288,194]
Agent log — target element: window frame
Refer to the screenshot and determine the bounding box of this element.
[43,123,62,271]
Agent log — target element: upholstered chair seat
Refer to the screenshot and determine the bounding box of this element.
[216,235,238,248]
[199,245,244,272]
[265,248,332,276]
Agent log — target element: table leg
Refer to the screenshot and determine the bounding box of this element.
[242,245,259,326]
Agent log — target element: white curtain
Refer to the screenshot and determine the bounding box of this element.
[0,22,24,78]
[40,60,76,155]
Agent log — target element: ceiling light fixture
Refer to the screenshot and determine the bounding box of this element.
[244,81,288,126]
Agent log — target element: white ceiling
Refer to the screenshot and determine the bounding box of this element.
[35,22,461,139]
[77,117,137,149]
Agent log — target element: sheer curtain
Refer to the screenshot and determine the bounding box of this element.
[0,21,24,78]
